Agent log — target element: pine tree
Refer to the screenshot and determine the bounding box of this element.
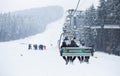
[83,5,97,46]
[84,5,97,27]
[97,0,107,25]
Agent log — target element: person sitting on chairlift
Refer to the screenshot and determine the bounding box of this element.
[69,38,81,63]
[61,41,69,65]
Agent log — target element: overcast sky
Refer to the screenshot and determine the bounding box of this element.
[0,0,99,13]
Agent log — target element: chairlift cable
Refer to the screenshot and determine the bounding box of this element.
[73,0,81,16]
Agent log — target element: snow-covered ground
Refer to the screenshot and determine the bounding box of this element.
[0,15,120,76]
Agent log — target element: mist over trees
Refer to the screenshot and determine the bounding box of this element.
[97,0,120,25]
[83,0,120,56]
[0,6,63,42]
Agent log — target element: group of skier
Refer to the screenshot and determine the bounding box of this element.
[28,44,46,50]
[60,37,94,65]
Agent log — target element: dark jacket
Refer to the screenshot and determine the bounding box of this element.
[61,42,67,48]
[69,40,78,47]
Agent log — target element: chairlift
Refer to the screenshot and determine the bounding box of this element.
[58,33,92,57]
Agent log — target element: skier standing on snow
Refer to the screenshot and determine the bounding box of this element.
[39,44,43,50]
[33,44,38,50]
[28,44,32,50]
[43,45,46,50]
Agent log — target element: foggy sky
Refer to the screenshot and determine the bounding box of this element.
[0,0,99,13]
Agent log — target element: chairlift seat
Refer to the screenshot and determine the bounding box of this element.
[60,47,92,56]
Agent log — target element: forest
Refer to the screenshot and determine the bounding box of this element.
[0,6,63,41]
[83,0,120,56]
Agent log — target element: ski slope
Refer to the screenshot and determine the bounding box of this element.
[0,16,120,76]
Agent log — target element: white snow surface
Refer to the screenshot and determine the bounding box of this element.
[0,16,120,76]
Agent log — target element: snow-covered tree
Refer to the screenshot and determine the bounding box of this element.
[84,5,97,27]
[0,6,63,42]
[83,5,97,46]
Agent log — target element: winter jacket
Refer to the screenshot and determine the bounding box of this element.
[61,42,67,48]
[69,40,78,47]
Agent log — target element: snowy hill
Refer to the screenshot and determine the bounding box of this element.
[0,15,120,76]
[0,6,63,42]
